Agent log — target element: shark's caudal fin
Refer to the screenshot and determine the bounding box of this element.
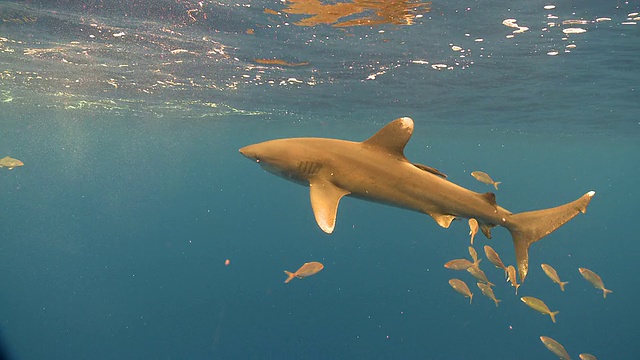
[507,191,595,283]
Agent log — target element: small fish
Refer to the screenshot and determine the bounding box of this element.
[578,354,597,360]
[541,264,569,291]
[448,278,473,304]
[284,261,324,283]
[468,246,478,263]
[444,258,476,271]
[468,218,479,245]
[540,336,571,360]
[484,245,508,278]
[521,296,559,323]
[506,265,521,294]
[0,156,24,170]
[467,265,494,286]
[579,267,612,298]
[477,282,501,307]
[471,171,501,190]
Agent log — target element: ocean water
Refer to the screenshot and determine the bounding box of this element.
[0,1,639,359]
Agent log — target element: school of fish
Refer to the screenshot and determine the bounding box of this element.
[279,172,609,358]
[444,172,610,359]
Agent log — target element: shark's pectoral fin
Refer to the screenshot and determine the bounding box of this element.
[413,163,447,179]
[309,178,350,234]
[430,213,456,228]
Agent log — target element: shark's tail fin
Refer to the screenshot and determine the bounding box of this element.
[507,191,595,283]
[284,270,296,283]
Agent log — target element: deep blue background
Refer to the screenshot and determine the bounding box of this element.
[1,1,639,359]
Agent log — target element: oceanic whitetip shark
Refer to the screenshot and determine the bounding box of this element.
[239,117,595,283]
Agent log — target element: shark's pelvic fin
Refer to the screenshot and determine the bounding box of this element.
[431,213,457,228]
[507,191,595,283]
[362,117,414,158]
[309,178,351,234]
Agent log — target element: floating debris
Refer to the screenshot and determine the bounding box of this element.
[264,8,280,15]
[282,0,432,27]
[547,50,559,56]
[513,26,529,34]
[563,19,589,25]
[563,28,587,34]
[253,58,310,67]
[451,45,462,51]
[544,5,556,10]
[502,18,519,28]
[596,17,611,22]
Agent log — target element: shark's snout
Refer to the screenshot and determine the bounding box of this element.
[239,145,260,162]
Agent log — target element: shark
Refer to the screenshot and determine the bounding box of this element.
[239,117,595,283]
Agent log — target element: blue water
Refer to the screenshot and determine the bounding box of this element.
[1,1,639,359]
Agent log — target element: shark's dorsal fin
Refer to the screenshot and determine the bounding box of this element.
[413,163,447,179]
[430,213,456,228]
[309,178,351,234]
[362,117,414,158]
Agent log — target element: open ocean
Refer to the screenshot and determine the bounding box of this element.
[1,0,639,359]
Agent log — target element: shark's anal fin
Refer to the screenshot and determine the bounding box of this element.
[413,163,447,179]
[430,213,456,228]
[309,178,351,234]
[480,224,494,239]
